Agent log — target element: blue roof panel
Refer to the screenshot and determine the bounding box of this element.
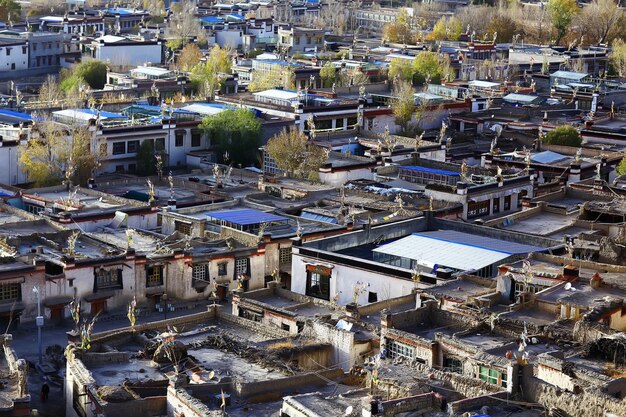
[207,209,288,226]
[401,165,460,177]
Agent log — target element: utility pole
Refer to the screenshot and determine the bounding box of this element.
[33,287,43,367]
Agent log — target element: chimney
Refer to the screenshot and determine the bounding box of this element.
[590,272,602,289]
[563,265,579,281]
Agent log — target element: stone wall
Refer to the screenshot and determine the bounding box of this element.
[219,312,291,339]
[91,307,219,343]
[523,370,626,417]
[235,369,345,400]
[447,391,511,415]
[380,393,440,416]
[167,385,222,417]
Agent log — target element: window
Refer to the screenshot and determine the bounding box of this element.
[467,200,490,218]
[478,366,507,388]
[115,165,124,173]
[6,48,10,56]
[191,131,202,147]
[388,340,416,360]
[95,268,123,290]
[235,258,249,276]
[0,283,20,302]
[368,291,378,303]
[155,138,165,151]
[22,46,26,54]
[128,164,136,174]
[127,140,139,153]
[443,356,462,374]
[73,381,87,417]
[146,265,163,287]
[10,63,14,70]
[279,247,292,265]
[175,220,191,235]
[492,198,500,214]
[305,268,330,300]
[218,262,227,276]
[175,131,184,147]
[192,264,208,290]
[514,281,544,296]
[112,142,126,155]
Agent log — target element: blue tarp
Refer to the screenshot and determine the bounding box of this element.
[201,16,224,23]
[0,109,32,121]
[207,209,288,226]
[400,166,460,177]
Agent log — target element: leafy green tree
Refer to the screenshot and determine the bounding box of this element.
[200,109,261,166]
[249,66,295,92]
[177,43,202,71]
[392,79,416,134]
[611,38,626,79]
[319,61,336,88]
[19,122,100,187]
[616,152,626,176]
[265,128,326,179]
[388,58,414,83]
[190,45,232,98]
[412,51,447,84]
[60,60,107,92]
[0,0,20,21]
[543,125,582,147]
[382,9,414,44]
[136,140,166,176]
[429,16,462,41]
[547,0,579,45]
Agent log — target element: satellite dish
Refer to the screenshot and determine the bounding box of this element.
[571,287,576,291]
[564,282,572,290]
[345,406,353,415]
[531,337,538,344]
[208,370,215,380]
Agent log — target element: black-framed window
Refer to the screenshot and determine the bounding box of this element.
[112,142,126,155]
[0,283,20,302]
[218,262,227,276]
[235,258,249,276]
[127,140,140,153]
[191,131,202,147]
[368,291,377,303]
[305,270,330,300]
[175,131,184,147]
[155,138,165,151]
[94,268,123,291]
[175,221,191,235]
[146,265,163,287]
[279,247,292,265]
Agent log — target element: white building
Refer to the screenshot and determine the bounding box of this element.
[88,35,162,67]
[0,38,28,71]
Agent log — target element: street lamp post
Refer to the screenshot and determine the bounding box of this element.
[32,287,43,367]
[162,293,168,321]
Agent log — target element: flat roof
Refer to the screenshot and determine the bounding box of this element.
[400,165,460,177]
[131,66,173,76]
[53,108,126,121]
[530,150,569,165]
[181,102,230,116]
[551,70,589,80]
[253,89,300,101]
[468,80,500,88]
[373,230,544,271]
[206,209,288,226]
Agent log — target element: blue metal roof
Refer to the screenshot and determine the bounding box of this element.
[207,209,288,226]
[300,211,338,224]
[0,109,32,121]
[401,166,460,177]
[78,108,126,119]
[201,16,223,23]
[530,150,568,165]
[414,230,545,255]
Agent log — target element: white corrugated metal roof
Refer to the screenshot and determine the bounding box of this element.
[373,231,540,271]
[253,89,299,101]
[469,80,500,89]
